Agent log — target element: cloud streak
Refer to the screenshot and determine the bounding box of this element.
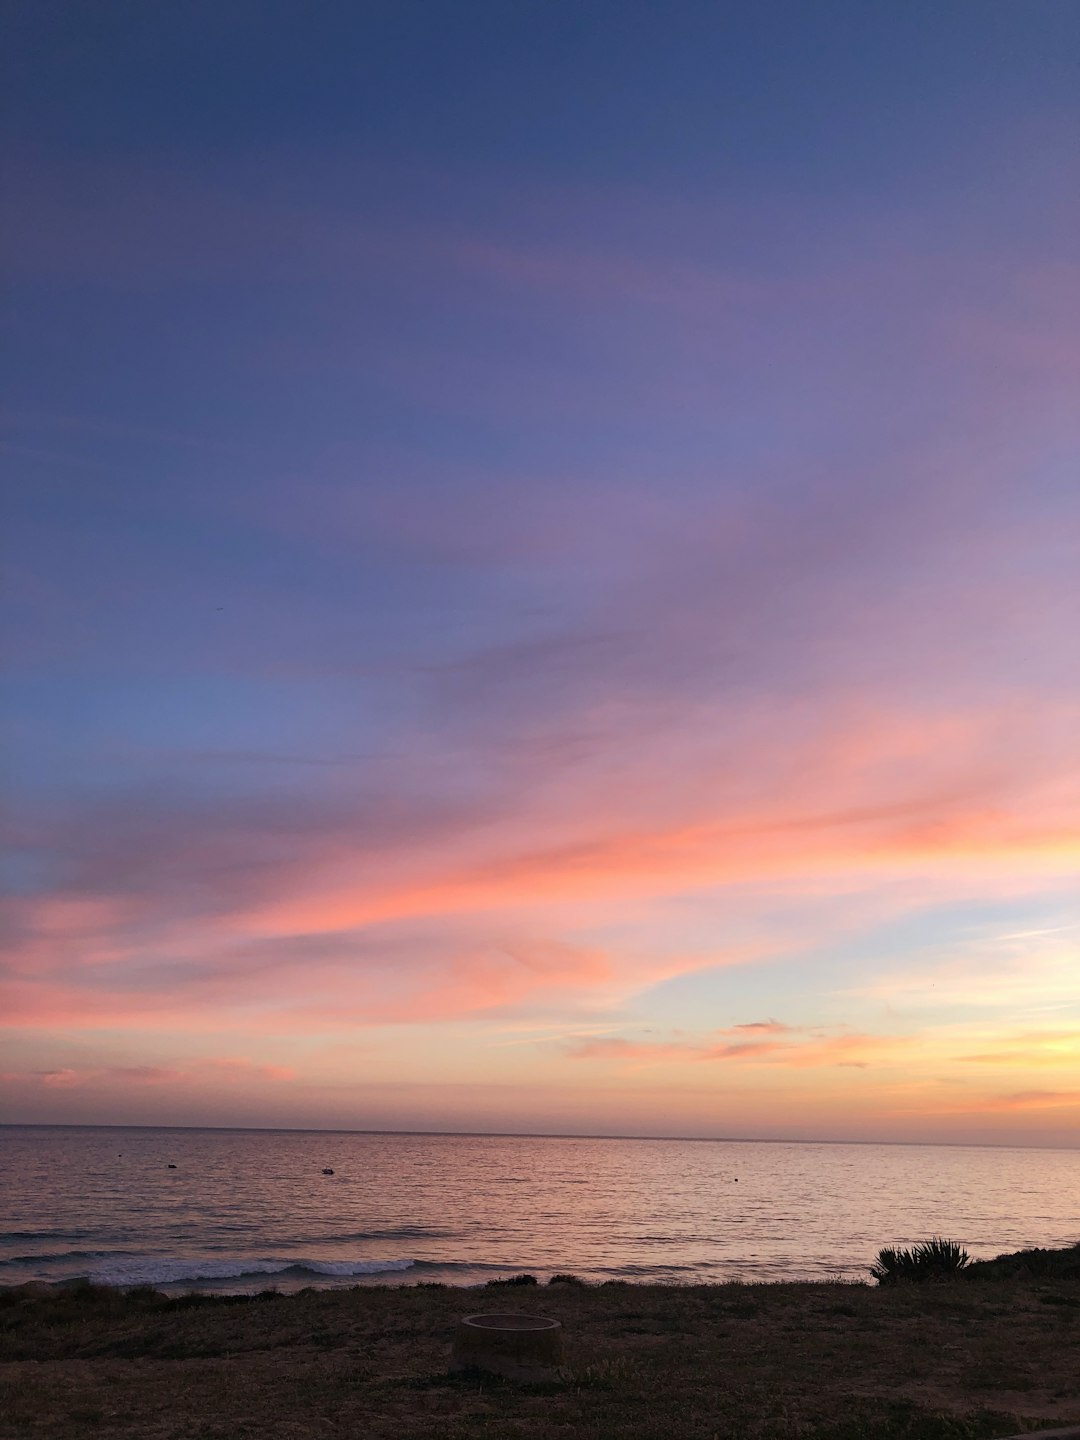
[18,1058,295,1090]
[565,1026,910,1070]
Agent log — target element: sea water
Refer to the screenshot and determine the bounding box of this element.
[1,1126,1076,1293]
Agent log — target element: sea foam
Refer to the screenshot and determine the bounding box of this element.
[89,1256,415,1287]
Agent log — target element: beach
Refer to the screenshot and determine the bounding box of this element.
[3,1258,1078,1440]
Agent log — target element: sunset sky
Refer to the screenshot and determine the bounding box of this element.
[2,1,1078,1145]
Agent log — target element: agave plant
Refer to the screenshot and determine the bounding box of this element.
[870,1237,971,1284]
[869,1246,910,1285]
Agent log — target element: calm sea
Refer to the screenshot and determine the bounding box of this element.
[1,1127,1076,1293]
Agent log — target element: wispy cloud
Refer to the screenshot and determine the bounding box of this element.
[956,1030,1080,1067]
[566,1025,909,1070]
[15,1058,294,1090]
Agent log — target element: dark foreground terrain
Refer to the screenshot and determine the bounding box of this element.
[2,1247,1078,1440]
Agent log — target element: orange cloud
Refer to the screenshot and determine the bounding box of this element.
[980,1090,1080,1113]
[888,1082,1080,1120]
[957,1029,1080,1067]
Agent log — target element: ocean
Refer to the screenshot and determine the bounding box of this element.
[1,1126,1076,1293]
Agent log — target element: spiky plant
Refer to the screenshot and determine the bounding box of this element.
[913,1237,971,1274]
[870,1246,909,1285]
[870,1237,971,1284]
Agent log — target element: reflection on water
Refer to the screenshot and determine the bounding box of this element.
[1,1126,1076,1292]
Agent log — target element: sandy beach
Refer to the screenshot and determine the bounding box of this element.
[2,1252,1078,1440]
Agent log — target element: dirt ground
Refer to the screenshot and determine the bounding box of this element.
[2,1274,1078,1440]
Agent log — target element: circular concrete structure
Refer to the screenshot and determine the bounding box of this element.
[450,1312,563,1380]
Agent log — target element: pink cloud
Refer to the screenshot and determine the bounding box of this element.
[200,1058,296,1082]
[567,1027,908,1070]
[7,1058,294,1090]
[567,1037,697,1064]
[906,1089,1080,1117]
[3,688,1077,1038]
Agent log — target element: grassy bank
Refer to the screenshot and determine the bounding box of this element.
[2,1251,1078,1439]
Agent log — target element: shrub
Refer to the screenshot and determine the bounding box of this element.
[486,1273,538,1286]
[548,1273,586,1286]
[965,1240,1080,1282]
[870,1238,971,1285]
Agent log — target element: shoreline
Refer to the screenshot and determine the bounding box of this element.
[0,1262,878,1297]
[4,1239,1076,1299]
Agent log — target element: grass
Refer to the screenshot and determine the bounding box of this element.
[1,1254,1078,1439]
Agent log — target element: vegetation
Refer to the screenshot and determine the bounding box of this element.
[871,1238,972,1285]
[966,1241,1080,1283]
[869,1238,1080,1288]
[1,1246,1078,1439]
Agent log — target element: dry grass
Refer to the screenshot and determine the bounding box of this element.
[1,1273,1078,1439]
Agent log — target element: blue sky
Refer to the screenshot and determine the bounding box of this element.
[2,1,1078,1140]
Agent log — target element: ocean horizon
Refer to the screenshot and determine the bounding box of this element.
[4,1121,1080,1149]
[3,1125,1077,1295]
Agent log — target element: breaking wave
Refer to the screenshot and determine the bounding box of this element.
[86,1256,416,1287]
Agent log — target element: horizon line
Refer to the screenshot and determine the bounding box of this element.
[0,1122,1075,1152]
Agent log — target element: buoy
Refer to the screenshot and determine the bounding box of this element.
[322,1167,334,1175]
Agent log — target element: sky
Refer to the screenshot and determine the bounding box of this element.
[2,1,1078,1144]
